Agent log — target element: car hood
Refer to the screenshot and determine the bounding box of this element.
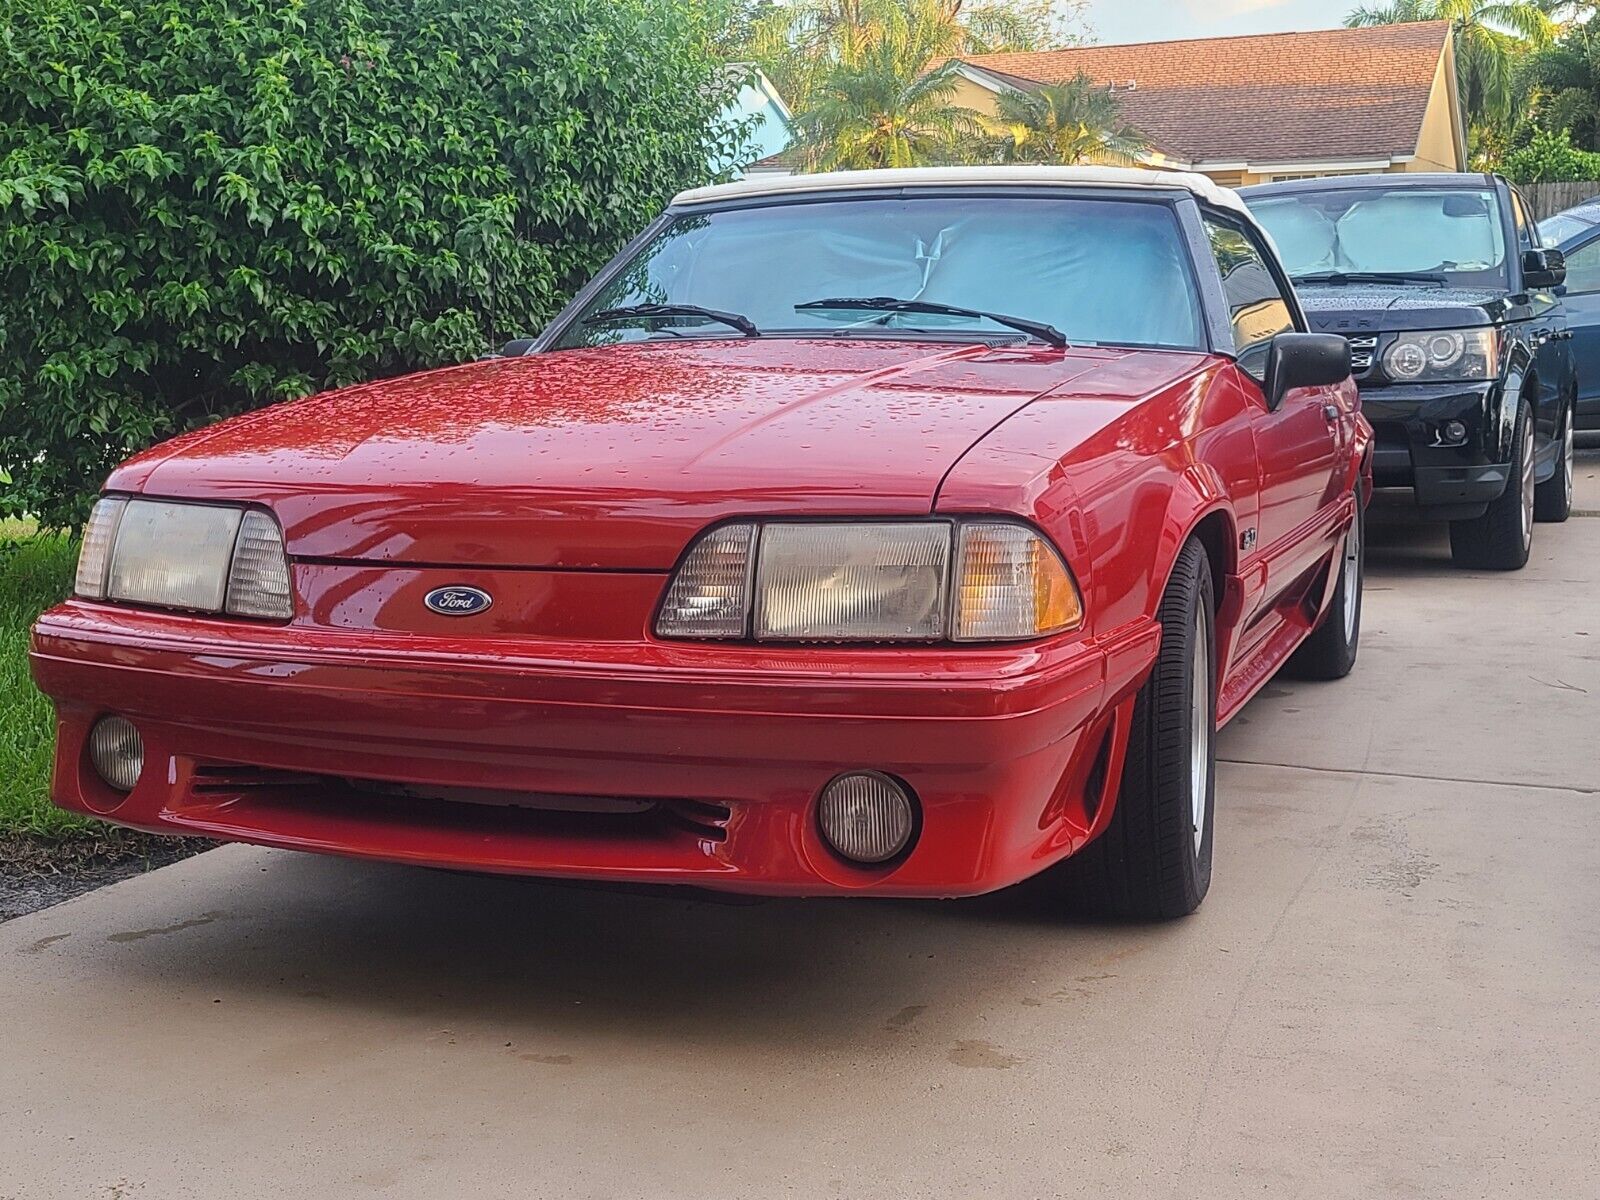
[1295,283,1516,335]
[115,339,1207,569]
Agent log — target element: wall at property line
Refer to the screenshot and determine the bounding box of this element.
[1525,182,1600,221]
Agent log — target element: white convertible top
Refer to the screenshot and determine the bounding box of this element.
[673,165,1251,215]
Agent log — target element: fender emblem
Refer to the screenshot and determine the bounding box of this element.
[1240,528,1258,552]
[424,585,494,616]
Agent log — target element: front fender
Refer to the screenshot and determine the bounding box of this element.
[1160,466,1238,609]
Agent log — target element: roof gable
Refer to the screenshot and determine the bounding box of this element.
[955,21,1456,169]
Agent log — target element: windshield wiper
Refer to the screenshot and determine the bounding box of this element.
[584,303,759,337]
[1294,271,1448,286]
[795,296,1068,348]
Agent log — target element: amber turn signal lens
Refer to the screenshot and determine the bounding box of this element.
[952,523,1083,641]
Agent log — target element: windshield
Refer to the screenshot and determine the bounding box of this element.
[552,196,1204,351]
[1246,186,1508,288]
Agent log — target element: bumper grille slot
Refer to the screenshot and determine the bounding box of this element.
[182,762,733,844]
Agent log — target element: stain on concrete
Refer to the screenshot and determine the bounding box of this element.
[22,933,71,953]
[106,912,224,943]
[1351,819,1438,893]
[519,1053,575,1066]
[886,1004,925,1031]
[947,1040,1021,1070]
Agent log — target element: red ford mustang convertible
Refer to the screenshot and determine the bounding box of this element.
[31,167,1370,918]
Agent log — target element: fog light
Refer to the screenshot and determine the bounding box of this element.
[88,716,144,793]
[1437,420,1469,446]
[817,772,917,864]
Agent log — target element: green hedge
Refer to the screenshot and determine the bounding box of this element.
[0,0,744,526]
[1502,128,1600,184]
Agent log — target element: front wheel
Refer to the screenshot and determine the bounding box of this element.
[1450,401,1534,571]
[1050,540,1215,920]
[1286,491,1364,680]
[1535,396,1575,524]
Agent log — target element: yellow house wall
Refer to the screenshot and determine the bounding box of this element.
[951,77,1002,118]
[1409,45,1465,172]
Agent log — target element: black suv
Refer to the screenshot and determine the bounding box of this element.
[1242,173,1577,570]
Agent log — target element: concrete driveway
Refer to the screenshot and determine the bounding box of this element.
[4,458,1598,1200]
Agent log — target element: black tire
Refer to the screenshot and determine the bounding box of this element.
[1450,400,1533,571]
[1050,540,1215,920]
[1286,492,1364,681]
[1535,395,1575,524]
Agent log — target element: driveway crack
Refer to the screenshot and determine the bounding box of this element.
[1219,757,1597,796]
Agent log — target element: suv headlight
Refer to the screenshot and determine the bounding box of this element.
[74,496,294,620]
[1381,328,1498,383]
[656,520,1083,643]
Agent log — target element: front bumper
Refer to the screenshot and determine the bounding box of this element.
[1360,379,1512,517]
[29,603,1159,898]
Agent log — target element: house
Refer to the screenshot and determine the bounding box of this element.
[720,66,797,179]
[947,21,1466,187]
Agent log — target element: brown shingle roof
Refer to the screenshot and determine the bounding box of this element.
[957,21,1455,168]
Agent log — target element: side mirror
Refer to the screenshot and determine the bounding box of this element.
[1264,333,1351,411]
[1523,247,1567,290]
[499,337,540,357]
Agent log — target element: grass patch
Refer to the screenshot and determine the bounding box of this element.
[0,532,89,838]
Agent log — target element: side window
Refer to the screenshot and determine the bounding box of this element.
[1203,216,1295,375]
[1563,238,1600,295]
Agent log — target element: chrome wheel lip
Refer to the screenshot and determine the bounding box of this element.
[1341,514,1361,644]
[1519,417,1535,549]
[1563,409,1575,495]
[1189,608,1210,857]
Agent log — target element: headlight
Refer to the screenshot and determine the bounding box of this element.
[1381,328,1498,382]
[656,520,1083,643]
[74,496,293,619]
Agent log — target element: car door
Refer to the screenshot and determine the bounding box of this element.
[1202,215,1340,589]
[1558,229,1600,431]
[1511,186,1571,444]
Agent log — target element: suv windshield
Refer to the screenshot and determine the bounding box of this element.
[1247,186,1509,288]
[553,195,1204,351]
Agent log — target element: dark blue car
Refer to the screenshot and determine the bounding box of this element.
[1538,197,1600,438]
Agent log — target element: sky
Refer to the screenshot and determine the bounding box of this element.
[1085,0,1349,46]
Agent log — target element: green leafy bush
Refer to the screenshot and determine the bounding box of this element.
[1502,127,1600,183]
[0,0,744,526]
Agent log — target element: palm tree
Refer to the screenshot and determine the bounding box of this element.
[982,72,1147,164]
[1345,1,1556,126]
[786,0,987,169]
[749,0,1066,111]
[797,45,981,168]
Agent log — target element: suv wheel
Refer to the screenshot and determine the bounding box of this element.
[1049,540,1215,920]
[1287,488,1364,680]
[1450,400,1534,571]
[1534,396,1575,524]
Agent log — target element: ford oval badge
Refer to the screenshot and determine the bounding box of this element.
[424,585,494,617]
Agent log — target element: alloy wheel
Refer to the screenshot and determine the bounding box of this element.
[1342,515,1361,644]
[1562,408,1575,497]
[1189,608,1210,856]
[1519,417,1535,550]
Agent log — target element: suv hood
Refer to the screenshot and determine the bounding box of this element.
[1296,283,1516,335]
[115,339,1205,569]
